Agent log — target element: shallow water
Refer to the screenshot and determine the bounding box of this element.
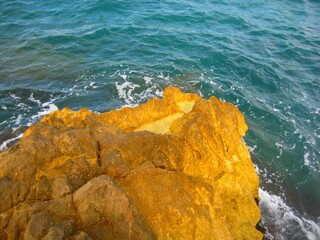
[1,0,319,238]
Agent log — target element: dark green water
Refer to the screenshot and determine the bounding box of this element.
[0,1,319,239]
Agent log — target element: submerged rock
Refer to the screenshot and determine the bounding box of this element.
[0,86,263,239]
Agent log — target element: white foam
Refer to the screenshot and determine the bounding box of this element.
[10,94,21,100]
[157,74,170,81]
[17,102,28,108]
[31,103,58,120]
[143,76,153,84]
[115,73,164,107]
[248,144,257,153]
[89,82,98,89]
[83,82,98,90]
[259,188,320,240]
[242,138,256,153]
[275,142,283,159]
[120,74,128,80]
[0,133,24,152]
[28,93,41,105]
[14,114,23,126]
[115,81,140,104]
[254,164,260,175]
[304,152,310,166]
[313,108,320,115]
[155,89,163,97]
[1,94,61,150]
[0,120,8,126]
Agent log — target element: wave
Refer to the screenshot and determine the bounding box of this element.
[260,188,320,240]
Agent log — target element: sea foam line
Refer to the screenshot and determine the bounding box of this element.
[0,133,24,152]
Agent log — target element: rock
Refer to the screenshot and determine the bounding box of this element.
[24,212,49,239]
[42,226,64,240]
[71,231,93,240]
[52,178,71,199]
[0,86,263,239]
[73,175,155,240]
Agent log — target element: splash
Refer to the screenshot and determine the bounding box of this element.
[259,188,320,240]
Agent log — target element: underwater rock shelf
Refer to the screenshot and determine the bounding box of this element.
[0,86,263,239]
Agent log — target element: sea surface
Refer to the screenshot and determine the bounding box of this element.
[0,0,319,239]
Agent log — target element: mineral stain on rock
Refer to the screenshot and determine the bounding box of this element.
[0,86,263,239]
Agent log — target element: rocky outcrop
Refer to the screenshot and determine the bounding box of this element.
[0,86,263,239]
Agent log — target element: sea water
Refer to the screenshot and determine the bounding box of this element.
[0,1,319,239]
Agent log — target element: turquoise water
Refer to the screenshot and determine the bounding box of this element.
[0,0,319,238]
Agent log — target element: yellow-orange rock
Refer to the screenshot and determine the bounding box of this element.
[0,86,263,239]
